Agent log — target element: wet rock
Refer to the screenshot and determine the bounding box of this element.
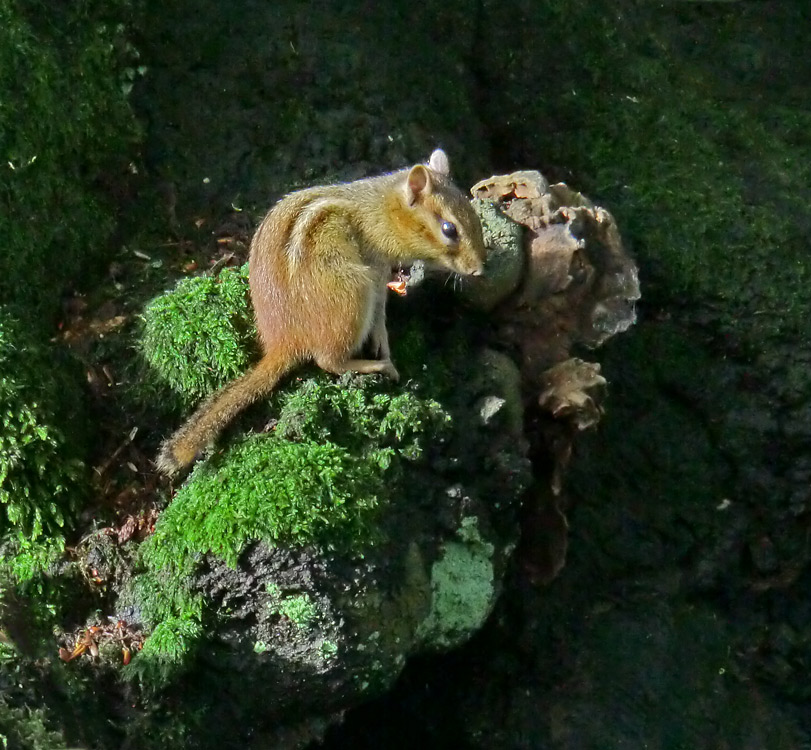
[126,337,532,747]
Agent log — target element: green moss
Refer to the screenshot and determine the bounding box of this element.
[1,537,66,583]
[265,583,320,629]
[126,431,380,685]
[138,616,205,671]
[122,568,204,688]
[141,266,257,402]
[145,435,385,573]
[273,371,451,460]
[388,317,473,399]
[319,640,338,660]
[0,0,141,323]
[275,594,318,630]
[129,323,456,687]
[0,311,87,563]
[0,700,70,750]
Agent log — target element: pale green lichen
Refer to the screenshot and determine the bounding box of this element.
[415,516,497,650]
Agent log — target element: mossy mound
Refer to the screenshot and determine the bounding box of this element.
[145,434,386,572]
[140,266,257,403]
[141,367,453,575]
[130,308,462,687]
[124,336,527,743]
[0,311,88,578]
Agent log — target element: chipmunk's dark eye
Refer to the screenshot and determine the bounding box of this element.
[440,221,458,241]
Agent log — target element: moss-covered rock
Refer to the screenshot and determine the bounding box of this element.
[121,280,531,741]
[145,435,385,569]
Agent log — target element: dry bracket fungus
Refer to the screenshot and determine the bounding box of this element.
[466,170,639,584]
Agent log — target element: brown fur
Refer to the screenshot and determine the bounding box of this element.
[156,150,486,475]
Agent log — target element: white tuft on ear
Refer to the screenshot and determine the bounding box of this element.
[428,148,450,176]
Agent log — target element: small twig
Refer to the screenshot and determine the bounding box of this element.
[208,252,235,276]
[94,426,139,477]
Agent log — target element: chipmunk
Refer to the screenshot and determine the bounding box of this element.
[156,149,486,476]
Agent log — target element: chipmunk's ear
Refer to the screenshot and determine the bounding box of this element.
[428,148,450,176]
[405,164,432,206]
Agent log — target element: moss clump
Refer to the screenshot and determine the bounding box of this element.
[143,436,385,572]
[0,0,140,322]
[319,640,339,660]
[0,311,87,573]
[274,593,318,630]
[0,699,70,750]
[0,537,67,585]
[141,371,450,570]
[141,266,257,402]
[265,582,321,630]
[273,373,451,460]
[122,565,204,688]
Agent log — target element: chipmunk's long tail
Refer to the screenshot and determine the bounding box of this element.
[156,354,290,476]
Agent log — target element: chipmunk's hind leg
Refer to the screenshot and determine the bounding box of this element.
[301,209,400,381]
[316,354,400,382]
[311,276,400,381]
[308,268,400,381]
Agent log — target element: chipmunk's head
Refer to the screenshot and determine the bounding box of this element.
[398,149,487,277]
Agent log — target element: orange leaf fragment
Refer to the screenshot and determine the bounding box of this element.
[386,280,407,297]
[68,641,88,661]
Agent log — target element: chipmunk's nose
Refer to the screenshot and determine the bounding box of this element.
[471,267,484,277]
